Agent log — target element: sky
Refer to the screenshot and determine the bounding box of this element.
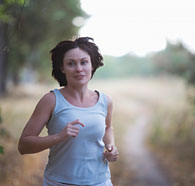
[79,0,195,57]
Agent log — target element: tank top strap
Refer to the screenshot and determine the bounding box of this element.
[96,91,108,116]
[51,89,70,114]
[51,89,108,115]
[102,92,108,116]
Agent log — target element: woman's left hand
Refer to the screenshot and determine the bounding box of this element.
[104,144,119,162]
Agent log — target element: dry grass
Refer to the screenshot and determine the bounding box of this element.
[0,83,53,186]
[92,77,195,186]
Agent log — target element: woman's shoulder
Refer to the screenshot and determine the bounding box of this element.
[106,94,113,108]
[100,91,112,103]
[97,91,113,108]
[37,91,56,110]
[30,91,56,117]
[41,91,55,102]
[99,92,113,116]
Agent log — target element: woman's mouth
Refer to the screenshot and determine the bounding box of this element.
[74,75,85,80]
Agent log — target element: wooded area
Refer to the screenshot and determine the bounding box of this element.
[96,41,195,86]
[0,0,87,95]
[1,1,195,95]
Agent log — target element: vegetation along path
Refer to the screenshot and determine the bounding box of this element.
[124,105,171,186]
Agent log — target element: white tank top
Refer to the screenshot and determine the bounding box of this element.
[44,89,110,185]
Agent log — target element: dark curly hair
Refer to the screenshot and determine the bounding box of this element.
[50,37,104,86]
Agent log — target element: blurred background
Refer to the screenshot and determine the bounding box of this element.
[0,0,195,185]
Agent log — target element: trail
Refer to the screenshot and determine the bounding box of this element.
[124,107,171,186]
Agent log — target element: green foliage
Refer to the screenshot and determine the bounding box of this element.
[0,146,4,154]
[4,0,25,4]
[0,5,13,23]
[0,146,3,154]
[94,54,155,79]
[94,41,195,88]
[0,107,10,155]
[0,0,25,23]
[0,107,4,154]
[2,0,88,86]
[0,108,2,124]
[151,41,195,85]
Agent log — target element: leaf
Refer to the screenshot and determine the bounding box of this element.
[0,107,2,124]
[5,0,26,5]
[0,146,4,154]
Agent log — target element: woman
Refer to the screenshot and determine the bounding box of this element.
[18,37,119,186]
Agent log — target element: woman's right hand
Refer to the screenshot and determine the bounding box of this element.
[58,119,85,141]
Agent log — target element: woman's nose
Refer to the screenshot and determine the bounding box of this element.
[76,64,83,72]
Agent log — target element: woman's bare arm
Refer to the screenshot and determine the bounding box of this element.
[103,95,119,162]
[18,92,85,155]
[18,92,58,154]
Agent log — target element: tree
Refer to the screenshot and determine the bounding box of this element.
[0,0,88,94]
[0,0,26,95]
[151,41,195,85]
[0,13,6,94]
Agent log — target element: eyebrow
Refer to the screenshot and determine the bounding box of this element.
[65,57,89,61]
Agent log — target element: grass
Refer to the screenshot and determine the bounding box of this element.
[146,81,195,186]
[0,84,54,185]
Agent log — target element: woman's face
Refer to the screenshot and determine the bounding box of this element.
[62,47,93,87]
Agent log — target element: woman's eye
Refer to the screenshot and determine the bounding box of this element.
[68,61,75,66]
[81,60,88,65]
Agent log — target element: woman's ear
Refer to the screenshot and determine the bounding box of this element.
[61,65,65,74]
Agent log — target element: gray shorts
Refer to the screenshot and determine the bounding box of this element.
[43,177,113,186]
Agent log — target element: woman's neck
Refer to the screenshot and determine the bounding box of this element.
[63,85,90,102]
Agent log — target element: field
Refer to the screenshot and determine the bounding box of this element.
[0,77,195,186]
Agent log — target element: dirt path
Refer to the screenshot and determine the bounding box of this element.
[124,106,171,186]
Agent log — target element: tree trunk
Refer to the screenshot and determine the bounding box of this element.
[0,0,7,96]
[12,71,20,86]
[0,23,7,96]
